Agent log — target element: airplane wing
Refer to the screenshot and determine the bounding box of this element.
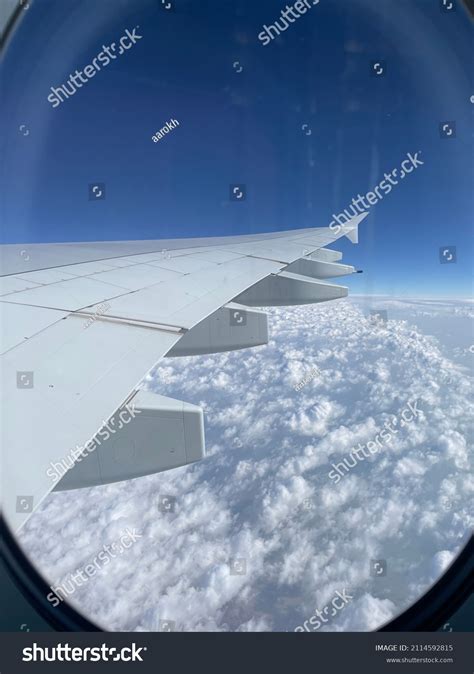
[0,213,367,532]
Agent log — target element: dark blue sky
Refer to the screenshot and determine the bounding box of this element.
[1,0,473,297]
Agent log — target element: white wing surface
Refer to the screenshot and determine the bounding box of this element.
[0,213,366,532]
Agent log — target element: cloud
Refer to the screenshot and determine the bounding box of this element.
[333,593,397,632]
[19,298,473,631]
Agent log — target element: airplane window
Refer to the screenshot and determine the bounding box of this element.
[1,0,473,634]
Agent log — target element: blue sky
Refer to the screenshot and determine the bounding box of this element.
[1,0,473,297]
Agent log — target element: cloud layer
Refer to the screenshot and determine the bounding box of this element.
[20,298,473,631]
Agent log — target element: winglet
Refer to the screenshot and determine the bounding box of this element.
[345,226,359,244]
[343,211,369,244]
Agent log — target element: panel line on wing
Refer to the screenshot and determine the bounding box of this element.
[69,311,186,334]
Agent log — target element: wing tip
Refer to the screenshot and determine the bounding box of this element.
[344,211,369,244]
